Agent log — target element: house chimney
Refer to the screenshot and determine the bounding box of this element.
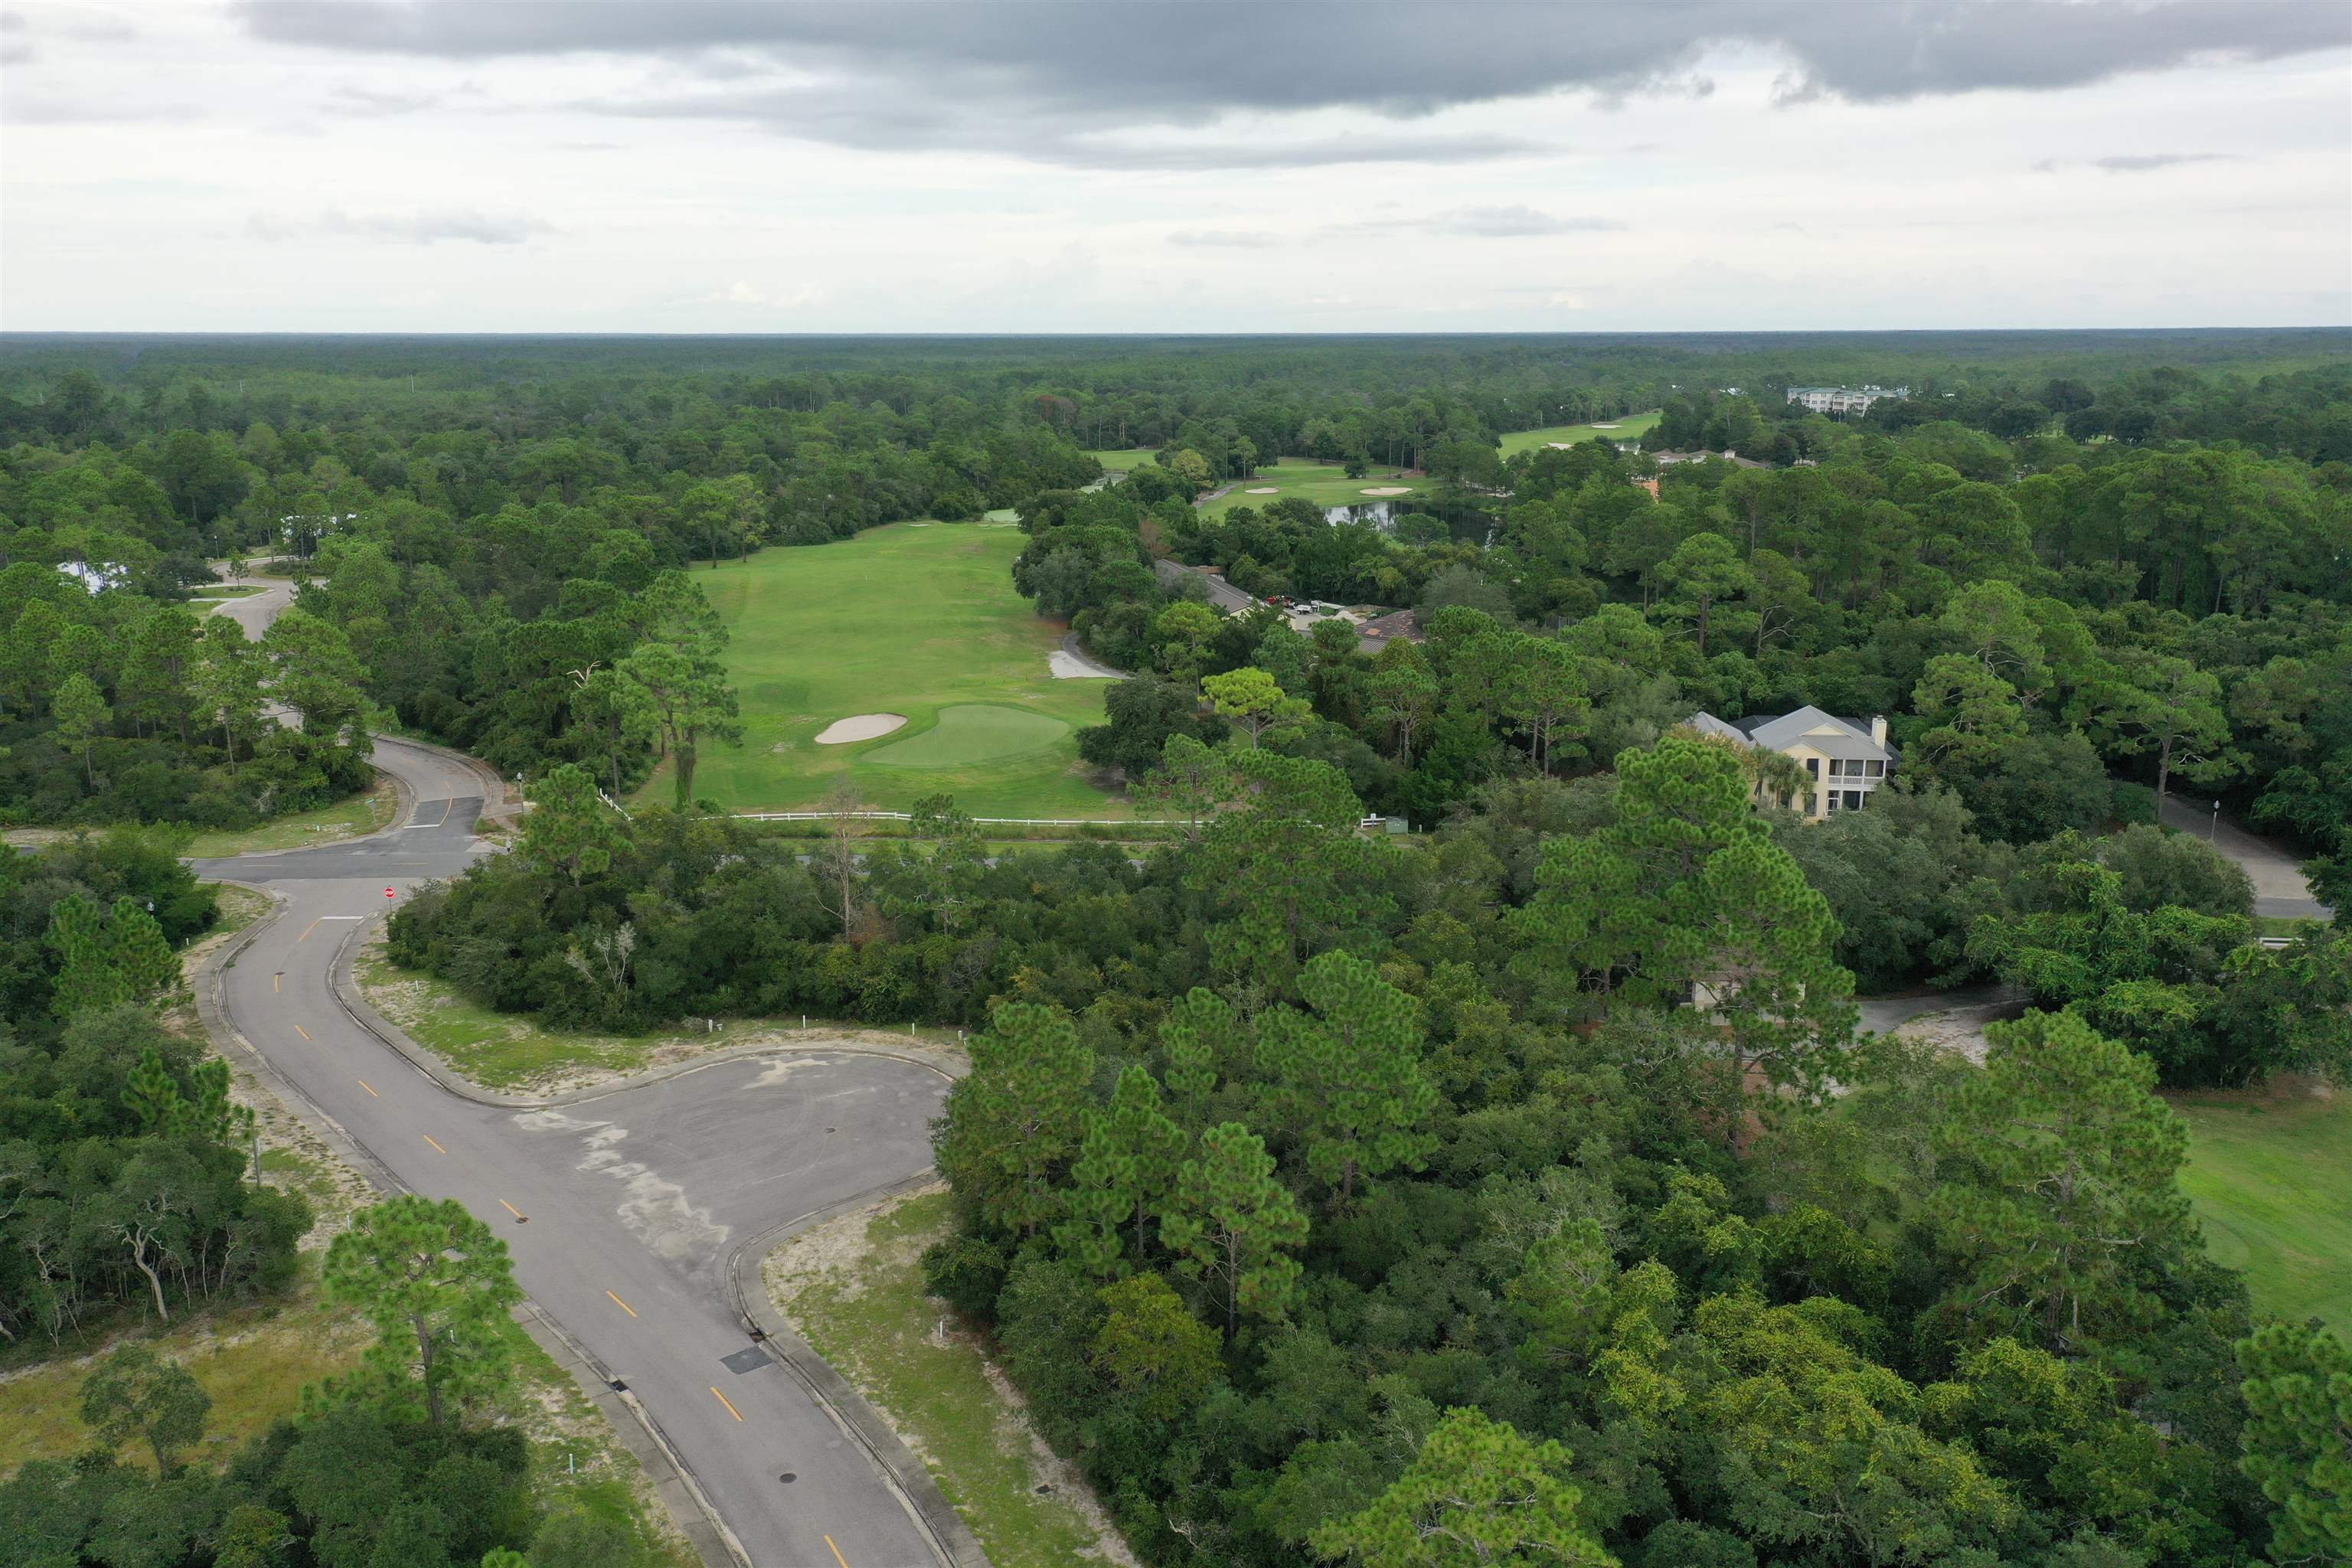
[1869,715,1888,748]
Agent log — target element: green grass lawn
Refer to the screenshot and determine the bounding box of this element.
[641,523,1125,819]
[181,775,397,858]
[357,946,770,1093]
[2171,1086,2351,1330]
[768,1190,1125,1567]
[1197,457,1429,519]
[1498,409,1662,457]
[1082,446,1159,472]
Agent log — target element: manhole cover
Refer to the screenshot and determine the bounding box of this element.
[720,1345,772,1376]
[779,1473,796,1484]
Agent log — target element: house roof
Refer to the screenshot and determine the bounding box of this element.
[1695,704,1895,763]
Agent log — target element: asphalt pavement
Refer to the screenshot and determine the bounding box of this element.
[192,738,954,1567]
[2155,792,2334,921]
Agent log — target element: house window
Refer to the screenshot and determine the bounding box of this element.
[1844,790,1863,812]
[1825,793,1841,812]
[1866,760,1885,778]
[1804,758,1819,778]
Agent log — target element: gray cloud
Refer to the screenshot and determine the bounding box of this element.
[2034,151,2245,173]
[2092,152,2240,172]
[1168,230,1282,249]
[249,207,550,244]
[234,2,2352,168]
[328,83,443,116]
[1436,205,1623,237]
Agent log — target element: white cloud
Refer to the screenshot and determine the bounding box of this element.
[0,1,2343,329]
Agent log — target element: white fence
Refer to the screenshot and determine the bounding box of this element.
[734,809,1141,828]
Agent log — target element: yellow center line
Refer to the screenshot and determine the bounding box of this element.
[436,798,452,827]
[292,1024,311,1040]
[296,917,322,942]
[710,1386,743,1423]
[606,1289,638,1318]
[499,1199,526,1221]
[825,1535,849,1568]
[358,1080,378,1097]
[273,973,279,994]
[422,1134,446,1154]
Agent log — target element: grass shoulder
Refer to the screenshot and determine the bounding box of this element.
[181,773,398,858]
[765,1187,1135,1568]
[0,1122,694,1565]
[357,942,968,1094]
[2171,1080,2350,1331]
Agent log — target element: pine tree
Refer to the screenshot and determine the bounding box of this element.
[1254,950,1437,1204]
[2235,1321,2351,1566]
[1159,986,1236,1124]
[103,897,181,1008]
[52,671,108,786]
[1309,1406,1614,1567]
[47,894,130,1015]
[1187,750,1393,994]
[1055,1067,1185,1279]
[1514,735,1854,1093]
[933,1004,1095,1239]
[122,1044,186,1135]
[322,1196,524,1425]
[1932,1011,2192,1353]
[1161,1122,1307,1337]
[519,763,630,885]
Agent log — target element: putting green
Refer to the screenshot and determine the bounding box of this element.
[865,704,1071,769]
[637,522,1124,818]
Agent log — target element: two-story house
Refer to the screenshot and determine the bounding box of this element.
[1687,705,1896,819]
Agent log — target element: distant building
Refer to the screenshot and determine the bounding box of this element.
[1355,607,1425,657]
[1687,705,1896,819]
[1651,449,1769,470]
[57,561,127,594]
[1785,384,1909,417]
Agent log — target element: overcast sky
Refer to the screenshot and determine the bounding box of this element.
[4,1,2348,332]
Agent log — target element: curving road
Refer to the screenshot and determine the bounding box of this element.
[191,564,959,1566]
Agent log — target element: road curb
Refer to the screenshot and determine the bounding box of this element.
[726,1181,992,1568]
[327,920,964,1109]
[190,885,740,1568]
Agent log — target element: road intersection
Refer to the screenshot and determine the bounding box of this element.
[191,737,958,1568]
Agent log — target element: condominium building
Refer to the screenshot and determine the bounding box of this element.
[1784,384,1909,416]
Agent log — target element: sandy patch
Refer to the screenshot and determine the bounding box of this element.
[1245,485,1279,493]
[1589,422,1620,429]
[1359,485,1410,496]
[815,713,908,745]
[1050,649,1125,679]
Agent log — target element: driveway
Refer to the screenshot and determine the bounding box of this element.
[2156,794,2334,920]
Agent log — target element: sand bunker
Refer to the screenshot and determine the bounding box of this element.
[813,714,907,745]
[1246,486,1279,493]
[1590,422,1621,429]
[1359,486,1411,496]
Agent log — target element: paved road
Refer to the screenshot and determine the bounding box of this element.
[198,567,299,641]
[192,739,953,1567]
[1151,556,1256,614]
[2156,793,2334,921]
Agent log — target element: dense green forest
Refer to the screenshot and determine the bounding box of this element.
[3,332,2348,1567]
